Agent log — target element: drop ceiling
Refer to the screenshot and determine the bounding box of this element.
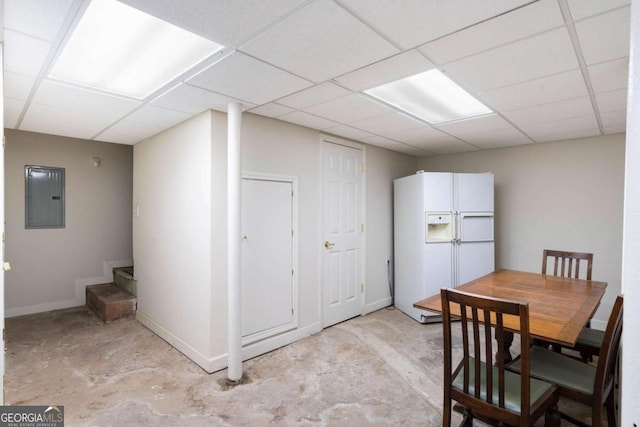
[2,0,631,156]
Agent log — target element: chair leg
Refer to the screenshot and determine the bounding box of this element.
[579,351,593,363]
[461,409,473,427]
[592,405,602,427]
[606,392,617,427]
[443,398,451,427]
[545,404,561,427]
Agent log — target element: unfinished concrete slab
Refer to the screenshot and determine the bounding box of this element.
[5,307,597,426]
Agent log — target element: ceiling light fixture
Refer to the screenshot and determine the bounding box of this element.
[365,69,493,124]
[49,0,223,99]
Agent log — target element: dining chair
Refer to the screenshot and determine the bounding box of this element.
[541,249,593,280]
[508,295,623,427]
[541,249,600,361]
[441,288,560,427]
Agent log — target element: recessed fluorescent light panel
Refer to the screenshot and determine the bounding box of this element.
[49,0,223,99]
[365,69,493,124]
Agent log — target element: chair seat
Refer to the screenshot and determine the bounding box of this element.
[576,327,604,349]
[509,346,596,394]
[453,358,557,413]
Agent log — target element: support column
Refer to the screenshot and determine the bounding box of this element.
[227,102,242,382]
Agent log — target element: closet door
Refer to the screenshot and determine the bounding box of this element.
[241,177,296,342]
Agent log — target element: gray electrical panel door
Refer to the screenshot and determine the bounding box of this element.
[25,166,65,229]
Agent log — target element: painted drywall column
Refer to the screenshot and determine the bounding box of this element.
[227,102,243,382]
[621,0,640,423]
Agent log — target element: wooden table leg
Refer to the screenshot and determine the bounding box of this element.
[497,331,514,363]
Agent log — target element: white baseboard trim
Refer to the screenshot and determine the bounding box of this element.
[137,310,322,374]
[242,322,322,362]
[6,259,134,318]
[6,298,81,318]
[136,310,212,371]
[590,319,606,331]
[365,296,393,314]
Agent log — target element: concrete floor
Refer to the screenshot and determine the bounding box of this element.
[6,306,598,426]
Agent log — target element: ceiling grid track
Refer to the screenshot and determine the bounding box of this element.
[557,0,605,134]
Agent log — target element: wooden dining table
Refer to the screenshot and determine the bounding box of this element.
[413,269,607,360]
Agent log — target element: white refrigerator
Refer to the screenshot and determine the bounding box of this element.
[393,172,494,323]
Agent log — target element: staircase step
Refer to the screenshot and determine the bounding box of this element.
[113,266,137,296]
[86,283,136,323]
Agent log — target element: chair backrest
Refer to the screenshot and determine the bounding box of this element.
[441,288,532,424]
[541,249,593,280]
[593,295,623,401]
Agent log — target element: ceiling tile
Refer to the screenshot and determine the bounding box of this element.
[20,79,142,139]
[435,115,532,148]
[240,0,399,82]
[303,94,392,123]
[119,0,308,47]
[334,50,433,91]
[359,135,434,156]
[420,0,564,65]
[187,52,312,105]
[323,125,374,141]
[4,0,75,42]
[443,27,579,92]
[4,71,36,101]
[247,103,295,118]
[463,130,533,150]
[575,6,630,65]
[600,110,626,132]
[152,83,254,114]
[435,115,513,136]
[350,112,425,135]
[97,105,191,144]
[4,30,52,76]
[567,0,630,21]
[588,57,629,94]
[277,111,339,130]
[596,89,627,113]
[501,97,595,127]
[277,82,351,109]
[340,0,533,49]
[411,138,479,155]
[480,69,588,112]
[519,115,600,142]
[4,97,26,128]
[387,125,456,145]
[32,79,141,121]
[21,103,122,140]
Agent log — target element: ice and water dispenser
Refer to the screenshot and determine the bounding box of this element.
[425,212,453,242]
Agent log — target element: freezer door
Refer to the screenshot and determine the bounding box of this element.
[459,213,494,242]
[455,173,494,212]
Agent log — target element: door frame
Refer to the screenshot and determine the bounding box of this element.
[240,171,299,345]
[319,135,367,326]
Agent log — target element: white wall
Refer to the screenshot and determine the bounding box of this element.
[418,134,625,327]
[364,145,417,312]
[621,0,640,421]
[4,129,133,316]
[133,110,415,372]
[133,111,214,368]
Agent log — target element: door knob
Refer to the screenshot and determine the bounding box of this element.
[3,262,11,271]
[324,241,335,249]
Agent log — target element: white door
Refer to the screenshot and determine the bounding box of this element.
[0,44,6,403]
[322,141,363,327]
[241,177,296,343]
